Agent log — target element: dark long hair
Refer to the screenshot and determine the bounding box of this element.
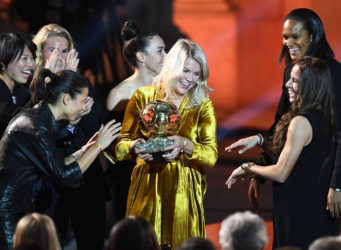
[29,69,88,105]
[271,57,336,152]
[0,33,36,73]
[108,215,160,250]
[279,8,334,65]
[121,20,158,67]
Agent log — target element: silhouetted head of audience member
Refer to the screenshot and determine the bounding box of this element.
[107,215,160,250]
[13,213,61,250]
[178,237,215,250]
[219,211,268,250]
[309,235,341,250]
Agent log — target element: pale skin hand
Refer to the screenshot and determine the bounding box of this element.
[68,97,94,126]
[327,188,341,219]
[66,49,79,72]
[130,138,153,161]
[162,135,185,162]
[226,116,311,189]
[95,120,122,149]
[76,119,122,173]
[225,135,260,212]
[78,96,94,117]
[45,50,65,73]
[225,135,259,154]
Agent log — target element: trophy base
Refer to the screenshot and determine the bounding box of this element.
[136,137,173,162]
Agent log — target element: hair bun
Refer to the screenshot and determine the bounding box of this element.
[121,20,140,41]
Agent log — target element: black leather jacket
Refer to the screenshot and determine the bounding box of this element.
[0,102,83,250]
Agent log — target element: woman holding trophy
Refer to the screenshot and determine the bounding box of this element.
[115,39,218,249]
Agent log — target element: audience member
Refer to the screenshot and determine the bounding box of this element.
[219,211,268,250]
[107,215,160,250]
[309,236,341,250]
[178,237,215,250]
[13,213,61,250]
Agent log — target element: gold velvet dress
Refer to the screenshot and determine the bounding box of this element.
[115,85,218,249]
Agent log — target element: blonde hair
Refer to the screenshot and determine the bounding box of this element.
[153,39,213,109]
[13,213,61,250]
[33,24,74,73]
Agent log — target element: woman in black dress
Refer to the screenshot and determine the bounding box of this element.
[0,69,121,250]
[105,20,166,222]
[226,57,339,249]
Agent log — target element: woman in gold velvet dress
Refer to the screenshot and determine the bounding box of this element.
[115,39,218,249]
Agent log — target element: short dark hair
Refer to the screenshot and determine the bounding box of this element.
[279,8,334,64]
[0,33,36,73]
[30,69,88,105]
[121,20,158,67]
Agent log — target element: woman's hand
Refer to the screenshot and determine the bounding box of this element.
[225,166,245,189]
[95,119,122,150]
[78,97,94,117]
[225,135,259,154]
[45,49,66,73]
[162,135,185,162]
[130,139,153,161]
[66,49,79,72]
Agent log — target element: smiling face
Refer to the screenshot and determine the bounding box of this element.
[64,87,88,122]
[286,64,301,103]
[5,46,36,84]
[282,19,312,62]
[42,36,69,71]
[143,35,166,75]
[172,57,201,97]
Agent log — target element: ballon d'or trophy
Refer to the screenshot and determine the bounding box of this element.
[136,100,181,161]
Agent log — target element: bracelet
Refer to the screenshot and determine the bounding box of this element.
[241,162,254,175]
[94,143,103,152]
[257,134,264,146]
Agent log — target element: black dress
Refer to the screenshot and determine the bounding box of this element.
[270,57,341,188]
[0,102,83,250]
[272,110,340,250]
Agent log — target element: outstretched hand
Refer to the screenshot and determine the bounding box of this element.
[95,119,122,150]
[225,166,245,189]
[225,135,259,154]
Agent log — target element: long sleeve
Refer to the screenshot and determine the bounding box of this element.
[115,88,149,161]
[183,98,218,168]
[22,130,84,186]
